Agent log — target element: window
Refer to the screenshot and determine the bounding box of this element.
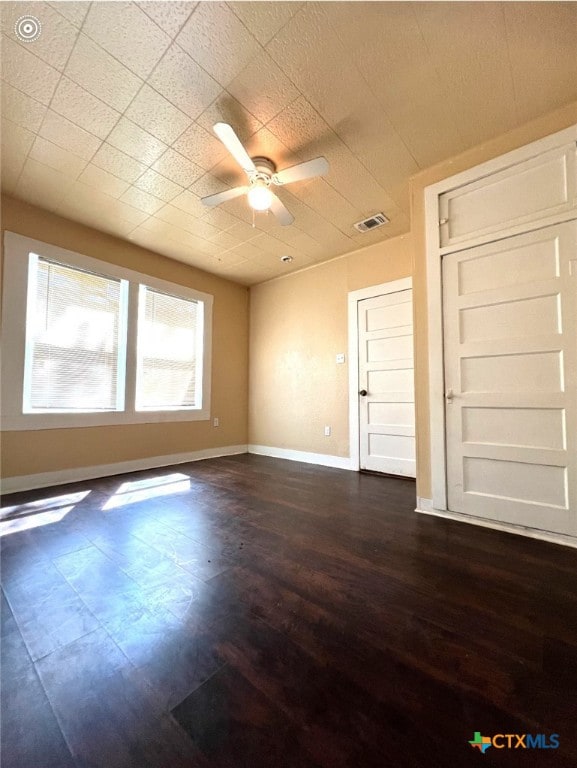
[1,233,212,429]
[24,256,127,413]
[136,286,202,411]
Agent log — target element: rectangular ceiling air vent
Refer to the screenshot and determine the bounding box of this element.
[353,213,389,233]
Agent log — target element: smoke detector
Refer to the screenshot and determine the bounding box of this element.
[353,213,389,233]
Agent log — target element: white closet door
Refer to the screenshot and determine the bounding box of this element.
[358,291,415,477]
[443,222,577,536]
[438,143,577,248]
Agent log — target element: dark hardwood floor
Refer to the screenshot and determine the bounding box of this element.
[1,454,576,767]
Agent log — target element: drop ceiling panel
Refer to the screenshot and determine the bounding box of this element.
[82,1,171,78]
[65,33,143,112]
[50,76,120,138]
[2,1,577,285]
[147,43,222,120]
[1,82,46,131]
[137,1,196,38]
[1,35,60,104]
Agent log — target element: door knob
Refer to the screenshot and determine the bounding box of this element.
[445,388,454,403]
[359,389,367,397]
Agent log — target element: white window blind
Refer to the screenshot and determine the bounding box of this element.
[136,286,201,410]
[24,255,126,412]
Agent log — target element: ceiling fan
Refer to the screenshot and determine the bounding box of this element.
[201,123,329,226]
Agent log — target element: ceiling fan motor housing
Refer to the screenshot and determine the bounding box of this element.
[250,157,276,186]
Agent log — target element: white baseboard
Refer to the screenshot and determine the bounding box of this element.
[1,444,248,494]
[415,498,577,550]
[248,444,353,471]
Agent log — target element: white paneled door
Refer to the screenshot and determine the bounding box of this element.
[443,222,577,536]
[358,291,415,476]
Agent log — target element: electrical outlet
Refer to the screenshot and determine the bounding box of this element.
[213,417,219,427]
[336,353,345,364]
[324,425,331,436]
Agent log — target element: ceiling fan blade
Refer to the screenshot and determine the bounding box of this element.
[201,186,249,207]
[213,123,256,174]
[269,193,294,226]
[273,157,329,186]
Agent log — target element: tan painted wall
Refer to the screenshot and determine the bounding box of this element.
[249,100,577,499]
[249,234,413,456]
[0,196,249,479]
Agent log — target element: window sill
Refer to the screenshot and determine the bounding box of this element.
[1,408,210,431]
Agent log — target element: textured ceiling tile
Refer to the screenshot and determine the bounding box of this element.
[39,110,101,161]
[92,143,147,183]
[413,3,517,147]
[212,246,246,266]
[242,127,297,172]
[137,1,197,38]
[170,190,207,217]
[229,1,303,46]
[202,207,240,232]
[82,1,171,79]
[47,2,90,28]
[172,122,228,170]
[226,220,261,242]
[1,35,60,105]
[265,4,376,129]
[336,103,419,190]
[15,157,76,210]
[227,49,300,124]
[110,199,150,226]
[227,240,264,261]
[196,94,262,142]
[108,117,167,165]
[176,2,261,87]
[29,135,87,177]
[77,164,130,198]
[50,77,121,139]
[208,230,242,252]
[154,203,204,235]
[97,214,140,239]
[249,232,286,256]
[125,84,191,144]
[291,179,359,235]
[148,43,222,119]
[2,154,25,194]
[181,218,221,240]
[189,172,230,198]
[152,148,204,187]
[385,96,469,169]
[329,3,446,113]
[267,96,394,215]
[1,118,36,157]
[64,34,143,112]
[267,95,329,154]
[134,168,183,202]
[120,186,164,214]
[2,2,79,71]
[1,83,47,132]
[57,180,116,215]
[504,2,577,124]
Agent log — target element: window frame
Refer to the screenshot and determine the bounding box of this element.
[1,232,213,430]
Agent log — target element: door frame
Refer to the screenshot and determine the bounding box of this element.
[347,277,413,472]
[424,124,577,514]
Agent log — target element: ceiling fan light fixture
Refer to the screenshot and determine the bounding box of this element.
[247,181,273,211]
